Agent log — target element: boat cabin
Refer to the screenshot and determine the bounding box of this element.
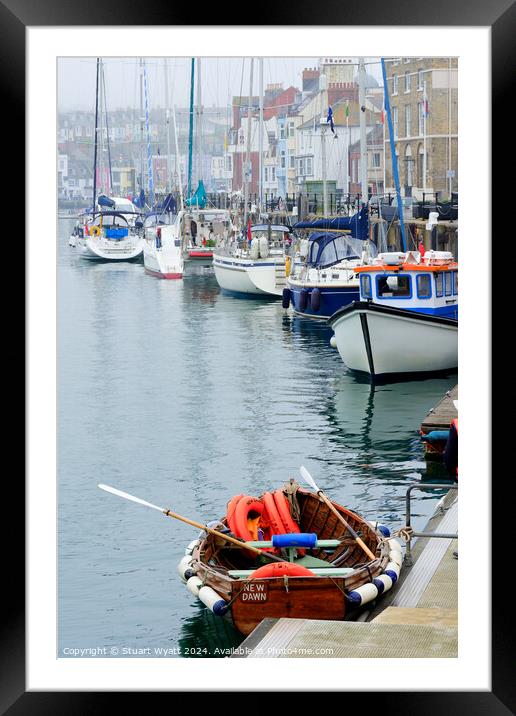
[354,251,458,319]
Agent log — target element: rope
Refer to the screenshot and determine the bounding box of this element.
[376,525,414,550]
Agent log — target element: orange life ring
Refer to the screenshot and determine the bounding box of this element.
[228,496,268,542]
[250,562,315,579]
[262,492,284,536]
[272,489,305,555]
[226,494,244,532]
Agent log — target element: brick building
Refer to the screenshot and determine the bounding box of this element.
[383,58,458,197]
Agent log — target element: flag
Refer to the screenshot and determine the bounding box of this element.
[380,109,385,125]
[423,99,429,118]
[418,241,426,257]
[345,102,350,119]
[327,106,335,134]
[247,217,252,244]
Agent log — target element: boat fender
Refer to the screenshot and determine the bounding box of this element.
[285,256,291,277]
[384,561,401,583]
[347,582,379,606]
[372,573,393,595]
[310,287,321,312]
[250,562,315,579]
[421,430,450,442]
[186,575,203,597]
[282,288,291,309]
[185,539,200,556]
[388,550,403,568]
[197,585,228,616]
[272,533,317,549]
[299,288,309,311]
[330,335,337,348]
[259,236,269,259]
[388,538,402,555]
[177,555,196,583]
[250,238,260,260]
[368,521,391,538]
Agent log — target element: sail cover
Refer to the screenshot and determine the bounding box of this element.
[185,180,207,209]
[293,206,369,241]
[97,194,116,208]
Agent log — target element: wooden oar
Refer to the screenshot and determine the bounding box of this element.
[98,484,286,563]
[299,466,376,562]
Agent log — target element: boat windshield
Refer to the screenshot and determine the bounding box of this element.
[114,202,138,214]
[91,214,130,228]
[307,233,376,268]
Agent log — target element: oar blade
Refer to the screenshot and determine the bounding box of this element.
[98,483,164,513]
[299,465,319,492]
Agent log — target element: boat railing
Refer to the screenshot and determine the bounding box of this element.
[403,482,458,565]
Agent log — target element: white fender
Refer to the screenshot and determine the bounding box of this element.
[186,575,203,596]
[198,586,228,616]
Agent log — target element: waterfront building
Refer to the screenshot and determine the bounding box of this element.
[383,57,458,197]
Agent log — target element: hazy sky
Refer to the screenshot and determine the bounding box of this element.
[57,57,383,111]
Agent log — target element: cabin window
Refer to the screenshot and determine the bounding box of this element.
[376,274,412,298]
[360,274,372,299]
[452,271,458,295]
[435,273,444,297]
[416,273,432,298]
[445,271,452,296]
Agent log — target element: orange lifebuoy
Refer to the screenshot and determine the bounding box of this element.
[228,496,268,543]
[226,494,244,532]
[272,489,305,555]
[262,492,284,536]
[250,562,315,579]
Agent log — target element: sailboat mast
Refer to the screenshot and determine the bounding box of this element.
[381,57,406,252]
[258,57,263,215]
[196,57,203,195]
[92,57,100,213]
[187,58,195,200]
[101,60,113,194]
[358,58,368,206]
[139,58,144,195]
[163,58,172,194]
[172,104,184,210]
[243,58,254,231]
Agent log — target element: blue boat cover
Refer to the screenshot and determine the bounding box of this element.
[185,180,207,209]
[132,189,146,209]
[306,232,375,268]
[97,194,116,208]
[293,206,369,240]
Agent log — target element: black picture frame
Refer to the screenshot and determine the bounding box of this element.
[8,0,506,710]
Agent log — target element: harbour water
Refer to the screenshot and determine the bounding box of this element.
[58,218,456,658]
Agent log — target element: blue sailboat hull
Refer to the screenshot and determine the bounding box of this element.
[289,284,360,319]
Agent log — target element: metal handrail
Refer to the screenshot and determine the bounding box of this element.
[404,482,458,564]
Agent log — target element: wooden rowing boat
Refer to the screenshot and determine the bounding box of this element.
[185,486,400,636]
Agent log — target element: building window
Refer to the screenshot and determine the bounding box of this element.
[416,274,432,298]
[264,167,269,182]
[288,121,295,137]
[271,167,276,182]
[280,150,286,169]
[417,69,424,90]
[405,71,411,93]
[405,105,411,137]
[279,125,286,139]
[392,74,398,94]
[306,157,313,175]
[372,152,381,168]
[290,155,295,169]
[393,107,398,139]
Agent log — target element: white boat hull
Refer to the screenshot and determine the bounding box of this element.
[143,243,184,279]
[329,302,458,378]
[76,236,144,262]
[212,254,287,296]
